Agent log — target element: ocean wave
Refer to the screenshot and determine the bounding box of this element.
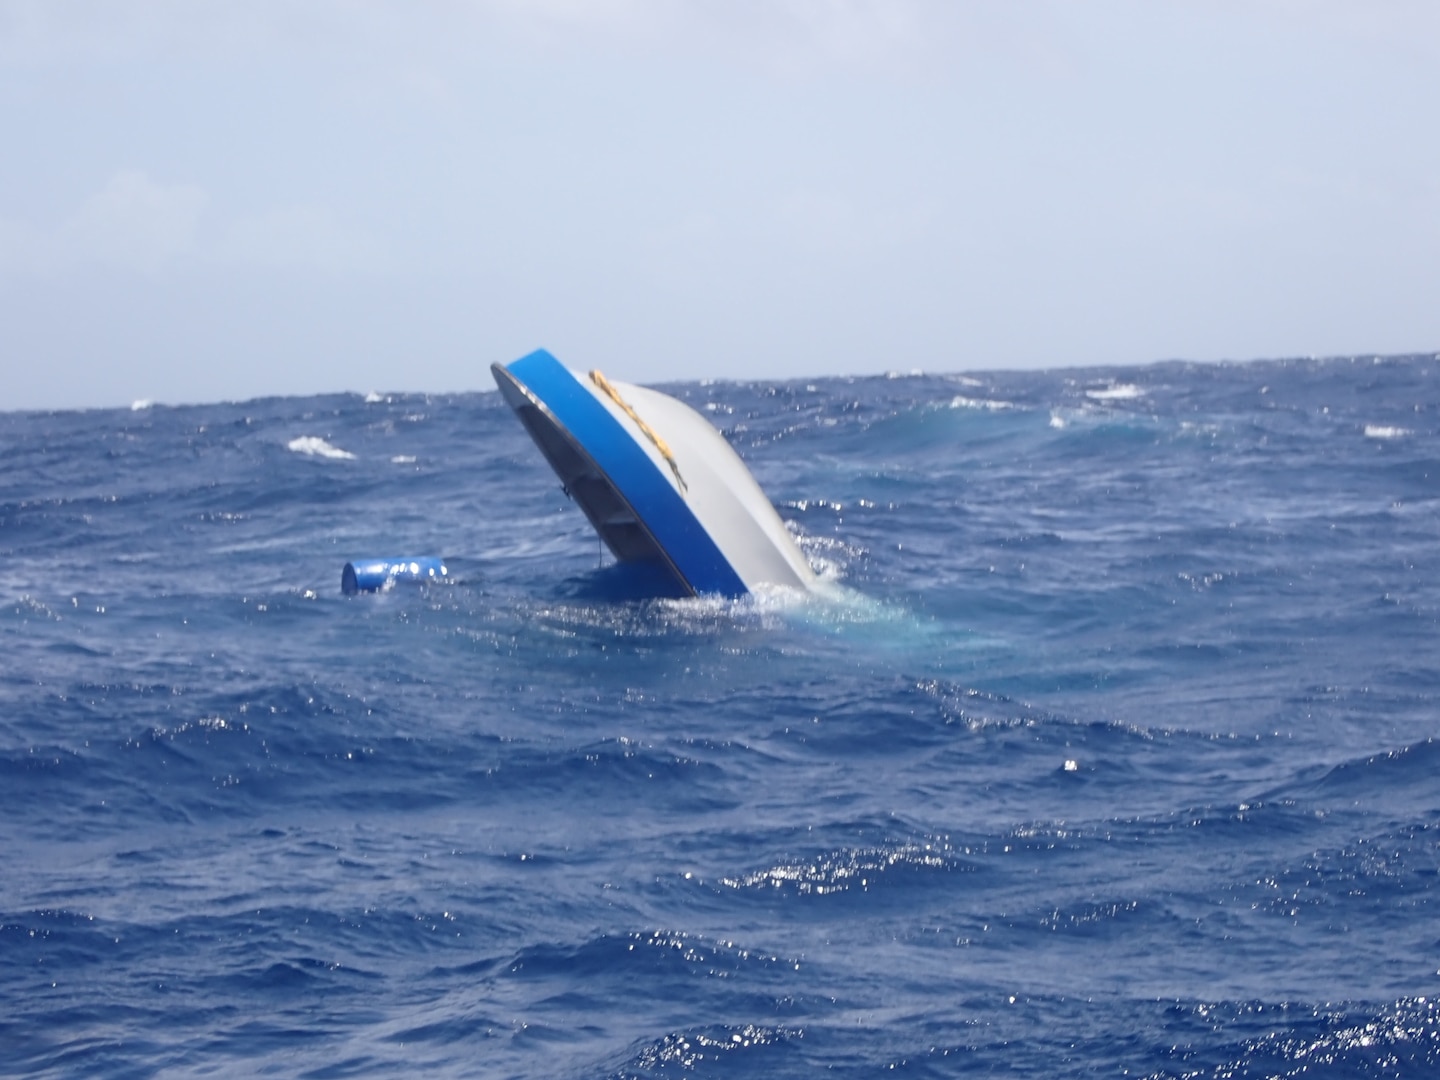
[718,840,966,898]
[625,1022,800,1073]
[286,435,355,459]
[1138,997,1440,1080]
[947,394,1016,411]
[1364,423,1411,439]
[1085,382,1146,401]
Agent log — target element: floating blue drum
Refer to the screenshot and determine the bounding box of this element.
[342,557,448,595]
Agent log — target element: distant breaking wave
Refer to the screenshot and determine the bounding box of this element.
[1364,424,1410,440]
[948,394,1015,411]
[1085,383,1145,401]
[286,435,355,459]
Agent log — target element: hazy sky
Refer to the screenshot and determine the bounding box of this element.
[3,1,1438,411]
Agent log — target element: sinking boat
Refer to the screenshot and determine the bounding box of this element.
[492,349,815,598]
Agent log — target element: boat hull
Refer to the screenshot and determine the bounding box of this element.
[492,350,814,597]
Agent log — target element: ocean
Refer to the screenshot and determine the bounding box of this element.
[2,353,1437,1078]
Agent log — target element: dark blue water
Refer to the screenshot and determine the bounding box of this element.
[3,354,1438,1078]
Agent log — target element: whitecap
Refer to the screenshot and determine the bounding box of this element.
[391,455,417,464]
[363,391,385,404]
[948,395,1015,411]
[287,435,356,460]
[1086,383,1144,401]
[1364,425,1410,440]
[130,399,152,411]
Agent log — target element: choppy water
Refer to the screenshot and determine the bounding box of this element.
[2,353,1438,1078]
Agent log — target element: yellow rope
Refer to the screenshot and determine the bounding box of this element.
[589,370,687,494]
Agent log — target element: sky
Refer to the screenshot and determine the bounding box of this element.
[2,0,1438,411]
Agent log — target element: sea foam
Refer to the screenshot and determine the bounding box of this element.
[286,435,356,459]
[1364,424,1410,439]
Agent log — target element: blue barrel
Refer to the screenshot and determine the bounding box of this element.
[342,557,448,594]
